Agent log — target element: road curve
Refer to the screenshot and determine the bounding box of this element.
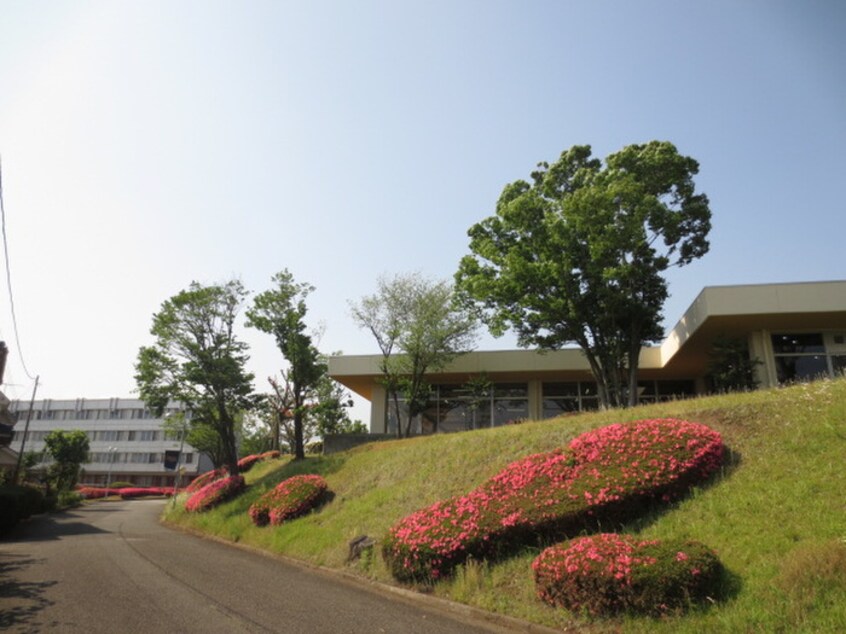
[0,500,514,633]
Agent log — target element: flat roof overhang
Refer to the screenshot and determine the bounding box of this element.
[330,281,846,401]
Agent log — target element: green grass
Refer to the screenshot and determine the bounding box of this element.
[162,378,846,632]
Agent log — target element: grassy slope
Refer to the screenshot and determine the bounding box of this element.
[162,378,846,632]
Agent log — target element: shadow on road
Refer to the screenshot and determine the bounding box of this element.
[4,510,111,543]
[0,553,57,631]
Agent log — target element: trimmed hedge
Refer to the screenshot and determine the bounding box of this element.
[533,534,723,615]
[383,419,724,582]
[185,468,226,493]
[238,451,282,473]
[0,484,47,534]
[248,474,328,527]
[76,486,174,500]
[237,454,263,473]
[118,487,174,499]
[185,475,246,513]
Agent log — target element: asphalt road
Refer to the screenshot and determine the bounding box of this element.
[0,500,516,634]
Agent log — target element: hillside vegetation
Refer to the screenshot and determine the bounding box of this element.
[162,378,846,632]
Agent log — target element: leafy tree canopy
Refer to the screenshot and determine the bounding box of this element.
[351,273,478,437]
[456,141,711,408]
[43,429,89,491]
[135,279,255,474]
[246,270,324,460]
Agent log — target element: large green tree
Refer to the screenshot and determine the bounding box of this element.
[246,270,324,460]
[135,280,255,475]
[456,141,711,408]
[351,273,478,437]
[43,429,89,491]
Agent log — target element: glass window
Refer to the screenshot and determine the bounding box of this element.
[543,382,579,397]
[775,355,829,383]
[833,356,846,376]
[493,398,529,426]
[542,398,579,419]
[772,333,824,354]
[656,380,696,398]
[494,383,528,398]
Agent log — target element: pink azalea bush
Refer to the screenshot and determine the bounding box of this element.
[77,486,116,499]
[185,475,246,513]
[76,486,174,499]
[185,468,226,493]
[533,533,723,615]
[237,450,282,473]
[248,474,328,526]
[118,487,174,499]
[237,454,263,473]
[383,419,724,582]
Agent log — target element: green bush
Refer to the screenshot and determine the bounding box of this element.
[57,490,83,509]
[533,534,723,615]
[0,484,47,535]
[109,481,134,489]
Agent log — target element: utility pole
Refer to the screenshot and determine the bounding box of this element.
[12,374,40,483]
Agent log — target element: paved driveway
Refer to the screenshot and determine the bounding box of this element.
[0,500,515,633]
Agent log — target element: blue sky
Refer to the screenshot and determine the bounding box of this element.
[0,1,844,424]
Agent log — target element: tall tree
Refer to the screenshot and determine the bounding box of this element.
[456,141,711,408]
[135,280,255,475]
[43,429,89,491]
[351,273,478,437]
[246,270,324,460]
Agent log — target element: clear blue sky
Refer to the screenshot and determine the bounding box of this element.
[1,1,844,424]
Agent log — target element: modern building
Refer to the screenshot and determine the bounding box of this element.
[8,398,212,487]
[329,281,846,435]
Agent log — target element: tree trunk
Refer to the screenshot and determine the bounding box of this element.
[627,335,641,408]
[217,399,239,475]
[293,409,305,460]
[391,390,403,439]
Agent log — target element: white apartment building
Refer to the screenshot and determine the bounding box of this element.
[8,397,213,487]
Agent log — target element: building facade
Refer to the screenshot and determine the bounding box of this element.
[8,398,212,487]
[329,281,846,434]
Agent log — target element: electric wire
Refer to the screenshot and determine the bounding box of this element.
[0,157,38,381]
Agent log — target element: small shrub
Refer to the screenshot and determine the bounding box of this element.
[0,484,47,534]
[185,468,226,493]
[533,534,723,615]
[237,454,263,473]
[260,450,281,460]
[109,481,134,489]
[249,474,328,526]
[185,475,245,513]
[383,419,724,582]
[118,487,173,499]
[77,486,114,499]
[57,490,84,509]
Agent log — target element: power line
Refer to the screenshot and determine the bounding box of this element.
[0,156,37,381]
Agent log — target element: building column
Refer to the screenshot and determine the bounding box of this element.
[748,330,776,388]
[369,383,387,434]
[528,380,542,421]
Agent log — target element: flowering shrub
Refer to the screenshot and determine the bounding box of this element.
[237,454,263,473]
[248,474,328,526]
[185,475,246,513]
[185,468,226,493]
[118,487,174,499]
[77,487,115,499]
[533,534,723,615]
[383,419,724,582]
[260,450,281,460]
[76,486,175,499]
